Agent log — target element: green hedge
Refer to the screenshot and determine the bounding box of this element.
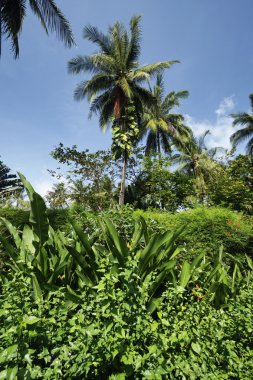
[134,207,253,258]
[0,208,69,232]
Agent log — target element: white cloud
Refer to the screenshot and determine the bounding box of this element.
[184,96,236,150]
[34,180,54,198]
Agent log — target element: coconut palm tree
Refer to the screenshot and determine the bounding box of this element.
[68,15,177,205]
[231,94,253,158]
[140,73,191,157]
[173,131,222,201]
[0,0,74,58]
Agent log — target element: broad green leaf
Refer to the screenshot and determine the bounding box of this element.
[0,217,21,248]
[31,273,42,301]
[0,345,18,363]
[22,316,40,325]
[18,173,49,246]
[179,261,191,289]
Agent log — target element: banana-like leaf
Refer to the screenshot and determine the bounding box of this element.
[0,217,21,249]
[65,285,82,304]
[148,260,177,301]
[18,173,49,246]
[246,255,253,270]
[138,226,184,278]
[131,217,147,251]
[0,235,20,268]
[100,218,128,266]
[67,246,96,286]
[147,296,163,314]
[70,218,97,271]
[31,273,42,301]
[178,261,191,289]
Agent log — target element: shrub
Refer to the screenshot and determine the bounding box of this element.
[1,273,253,379]
[134,206,253,259]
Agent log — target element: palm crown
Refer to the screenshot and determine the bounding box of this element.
[174,131,222,199]
[68,16,177,130]
[140,73,190,156]
[231,94,253,158]
[0,0,74,58]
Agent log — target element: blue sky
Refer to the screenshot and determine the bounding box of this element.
[1,0,253,194]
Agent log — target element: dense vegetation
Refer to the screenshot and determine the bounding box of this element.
[0,177,253,378]
[1,13,253,379]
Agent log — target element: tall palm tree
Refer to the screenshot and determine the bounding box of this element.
[140,73,191,157]
[173,131,222,200]
[68,16,177,205]
[231,94,253,158]
[0,0,74,58]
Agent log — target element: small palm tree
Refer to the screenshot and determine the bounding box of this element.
[68,16,177,205]
[140,73,191,157]
[46,182,69,208]
[0,0,74,58]
[174,131,222,200]
[231,94,253,158]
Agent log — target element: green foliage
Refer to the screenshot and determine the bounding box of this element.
[112,101,139,159]
[0,176,252,378]
[0,273,253,378]
[134,206,253,259]
[50,145,118,210]
[126,156,195,211]
[208,155,253,214]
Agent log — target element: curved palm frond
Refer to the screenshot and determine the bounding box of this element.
[231,94,253,157]
[1,0,74,58]
[141,73,189,156]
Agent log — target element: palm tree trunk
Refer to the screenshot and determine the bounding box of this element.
[119,148,127,205]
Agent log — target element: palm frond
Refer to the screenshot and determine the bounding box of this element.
[30,0,75,47]
[134,60,179,80]
[1,0,26,58]
[160,130,172,154]
[68,54,116,75]
[230,125,253,145]
[145,131,157,155]
[74,74,113,101]
[83,25,111,54]
[232,113,253,127]
[126,15,141,67]
[246,137,253,157]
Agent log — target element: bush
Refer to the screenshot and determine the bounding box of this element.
[1,273,253,379]
[134,206,253,259]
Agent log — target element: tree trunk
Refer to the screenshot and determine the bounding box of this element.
[119,149,127,205]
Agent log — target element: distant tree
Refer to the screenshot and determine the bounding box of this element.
[208,154,253,214]
[125,156,195,211]
[140,73,190,157]
[231,94,253,158]
[173,131,223,201]
[50,144,118,211]
[46,182,69,208]
[0,0,74,58]
[0,160,23,201]
[68,15,177,205]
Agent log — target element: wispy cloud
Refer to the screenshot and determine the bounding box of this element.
[184,96,236,150]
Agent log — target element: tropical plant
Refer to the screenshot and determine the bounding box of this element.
[208,154,253,214]
[231,93,253,158]
[46,182,69,208]
[68,15,177,204]
[0,159,23,202]
[174,130,222,200]
[140,73,190,157]
[0,0,74,58]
